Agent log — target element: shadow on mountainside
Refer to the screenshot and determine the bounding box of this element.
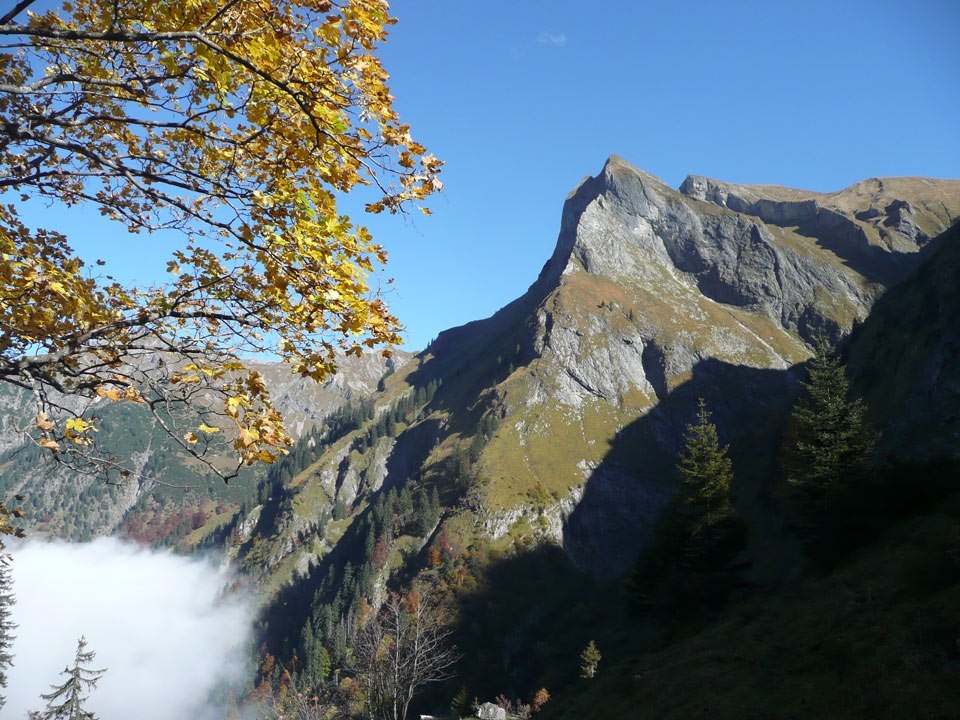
[563,357,804,585]
[845,221,960,459]
[415,543,646,719]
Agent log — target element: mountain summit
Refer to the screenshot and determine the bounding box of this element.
[226,156,959,595]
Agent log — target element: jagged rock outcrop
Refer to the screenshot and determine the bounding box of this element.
[250,350,412,439]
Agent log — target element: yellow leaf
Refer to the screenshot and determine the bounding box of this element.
[198,423,220,434]
[38,438,60,451]
[35,412,55,432]
[65,417,91,434]
[96,386,123,401]
[123,388,146,403]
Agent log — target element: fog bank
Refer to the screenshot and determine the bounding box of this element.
[5,538,252,719]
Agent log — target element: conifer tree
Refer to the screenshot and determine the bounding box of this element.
[676,399,733,530]
[0,561,16,711]
[29,636,106,720]
[451,685,472,719]
[316,646,331,687]
[429,488,441,526]
[579,640,601,679]
[789,341,876,500]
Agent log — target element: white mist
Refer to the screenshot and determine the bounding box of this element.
[5,537,252,719]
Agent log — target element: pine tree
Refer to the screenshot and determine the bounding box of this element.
[0,561,16,712]
[789,341,876,500]
[29,636,106,720]
[398,486,414,520]
[579,640,601,679]
[316,646,331,687]
[451,685,472,719]
[676,399,733,530]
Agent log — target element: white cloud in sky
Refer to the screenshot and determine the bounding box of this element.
[5,538,252,720]
[536,31,567,47]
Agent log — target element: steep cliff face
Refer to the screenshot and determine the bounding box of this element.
[235,156,960,590]
[473,157,957,573]
[250,350,413,439]
[846,221,960,459]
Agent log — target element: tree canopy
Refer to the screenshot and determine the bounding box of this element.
[0,0,440,480]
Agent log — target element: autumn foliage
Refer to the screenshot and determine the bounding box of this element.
[0,0,440,480]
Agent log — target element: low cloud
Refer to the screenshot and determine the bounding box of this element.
[5,538,252,720]
[536,31,567,47]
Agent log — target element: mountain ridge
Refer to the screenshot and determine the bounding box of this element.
[226,155,960,618]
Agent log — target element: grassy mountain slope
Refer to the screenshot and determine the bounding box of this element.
[220,158,959,713]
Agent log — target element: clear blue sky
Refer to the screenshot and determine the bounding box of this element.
[349,0,960,350]
[17,0,960,351]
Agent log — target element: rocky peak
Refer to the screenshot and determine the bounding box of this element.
[239,157,960,585]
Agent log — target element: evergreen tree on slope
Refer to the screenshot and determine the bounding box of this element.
[789,341,876,504]
[676,398,734,532]
[29,636,106,720]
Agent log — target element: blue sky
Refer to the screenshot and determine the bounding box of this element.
[16,0,960,351]
[351,0,960,350]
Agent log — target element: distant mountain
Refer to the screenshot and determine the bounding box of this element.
[233,156,959,590]
[0,350,410,543]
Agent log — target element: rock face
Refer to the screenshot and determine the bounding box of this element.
[250,350,412,439]
[846,220,960,459]
[232,156,960,597]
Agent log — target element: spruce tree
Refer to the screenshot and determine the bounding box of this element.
[579,640,601,679]
[451,685,472,718]
[316,646,331,686]
[0,561,16,712]
[789,341,875,500]
[29,636,106,720]
[676,399,733,531]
